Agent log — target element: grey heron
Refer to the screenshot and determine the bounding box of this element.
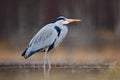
[22,16,81,69]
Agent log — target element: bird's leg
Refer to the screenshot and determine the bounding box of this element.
[46,53,51,69]
[43,48,51,69]
[43,48,48,70]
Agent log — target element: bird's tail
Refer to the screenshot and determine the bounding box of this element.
[22,48,39,59]
[22,48,45,59]
[22,48,28,59]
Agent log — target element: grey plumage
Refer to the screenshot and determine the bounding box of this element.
[22,22,68,59]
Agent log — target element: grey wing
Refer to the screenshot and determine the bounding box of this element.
[25,24,58,57]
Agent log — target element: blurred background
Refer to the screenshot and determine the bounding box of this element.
[0,0,120,64]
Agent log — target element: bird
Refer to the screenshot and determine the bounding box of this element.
[22,16,81,69]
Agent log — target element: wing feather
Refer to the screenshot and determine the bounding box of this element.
[25,24,58,57]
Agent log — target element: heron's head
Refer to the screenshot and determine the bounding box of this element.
[54,16,81,25]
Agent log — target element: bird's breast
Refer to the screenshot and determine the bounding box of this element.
[54,25,68,47]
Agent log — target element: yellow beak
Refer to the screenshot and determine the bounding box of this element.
[66,19,82,23]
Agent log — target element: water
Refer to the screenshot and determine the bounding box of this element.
[0,67,120,80]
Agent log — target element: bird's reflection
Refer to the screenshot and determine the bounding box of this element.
[43,66,51,80]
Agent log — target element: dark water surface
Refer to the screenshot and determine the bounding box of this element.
[0,67,120,80]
